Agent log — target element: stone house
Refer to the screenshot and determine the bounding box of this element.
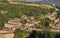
[0,30,14,38]
[5,18,22,31]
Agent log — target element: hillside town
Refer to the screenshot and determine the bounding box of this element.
[0,12,60,38]
[0,0,60,38]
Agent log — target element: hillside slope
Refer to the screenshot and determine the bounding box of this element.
[0,2,60,38]
[8,1,59,11]
[0,1,60,29]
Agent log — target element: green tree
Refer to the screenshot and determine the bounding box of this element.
[49,8,55,13]
[14,29,30,38]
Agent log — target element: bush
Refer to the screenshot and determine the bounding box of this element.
[14,29,30,38]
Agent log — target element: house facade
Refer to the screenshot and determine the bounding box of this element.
[5,18,22,31]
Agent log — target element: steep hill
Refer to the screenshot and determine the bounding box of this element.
[0,1,60,38]
[0,1,59,29]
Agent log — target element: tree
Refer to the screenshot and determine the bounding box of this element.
[55,32,60,38]
[14,29,30,38]
[27,30,37,38]
[56,12,60,19]
[49,8,55,13]
[0,14,5,29]
[40,18,51,27]
[37,31,53,38]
